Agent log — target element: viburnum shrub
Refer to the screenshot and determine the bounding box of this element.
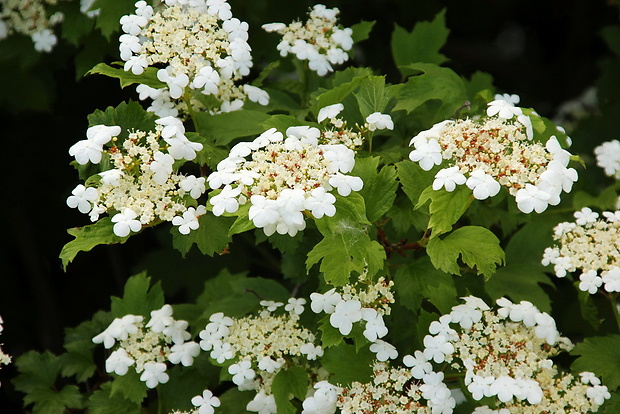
[7,1,620,413]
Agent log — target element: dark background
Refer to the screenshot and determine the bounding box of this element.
[1,0,619,411]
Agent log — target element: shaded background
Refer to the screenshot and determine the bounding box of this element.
[1,0,619,411]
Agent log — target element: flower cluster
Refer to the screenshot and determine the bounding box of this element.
[0,316,11,384]
[262,4,354,76]
[198,304,326,414]
[67,119,207,237]
[119,0,268,116]
[325,361,456,414]
[542,207,620,294]
[0,0,63,52]
[409,94,578,213]
[416,296,610,412]
[92,305,199,389]
[594,139,620,179]
[207,125,363,237]
[310,270,396,361]
[316,103,394,149]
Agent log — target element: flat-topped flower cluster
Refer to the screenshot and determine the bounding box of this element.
[542,207,620,294]
[92,305,199,389]
[262,4,354,76]
[0,0,63,52]
[413,296,610,412]
[409,94,578,214]
[120,0,268,116]
[67,118,206,237]
[198,302,326,414]
[207,125,364,237]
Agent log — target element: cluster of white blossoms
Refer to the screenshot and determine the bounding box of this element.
[207,124,363,237]
[542,207,620,294]
[316,103,394,149]
[322,361,456,414]
[198,303,326,414]
[262,4,354,76]
[0,0,63,52]
[594,139,620,179]
[409,93,578,214]
[119,0,268,117]
[67,119,207,237]
[0,316,11,384]
[310,270,397,361]
[92,305,199,389]
[415,296,610,412]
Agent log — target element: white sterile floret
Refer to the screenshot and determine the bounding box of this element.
[285,297,307,315]
[466,169,501,200]
[602,267,620,292]
[244,85,270,106]
[259,300,283,312]
[179,175,206,199]
[403,350,434,379]
[111,208,142,237]
[433,166,466,192]
[594,139,620,178]
[574,207,599,225]
[310,288,342,314]
[140,361,169,388]
[191,389,221,414]
[317,103,344,122]
[329,299,362,335]
[67,184,99,214]
[369,339,398,361]
[365,112,394,131]
[168,341,200,366]
[587,385,612,406]
[328,173,363,196]
[93,314,144,348]
[246,391,277,414]
[487,93,523,120]
[32,29,57,52]
[361,308,388,342]
[423,334,454,363]
[172,206,206,235]
[105,348,135,375]
[579,270,603,294]
[515,184,550,213]
[408,137,443,171]
[299,343,324,361]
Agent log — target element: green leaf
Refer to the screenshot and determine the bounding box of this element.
[310,75,366,116]
[484,264,553,313]
[394,256,458,314]
[88,383,142,414]
[110,272,165,318]
[216,388,254,414]
[193,110,271,146]
[571,335,620,391]
[426,226,505,278]
[87,100,158,142]
[321,342,374,386]
[23,386,84,414]
[392,63,468,123]
[172,211,233,257]
[350,20,376,43]
[91,0,135,39]
[352,157,399,222]
[318,317,344,348]
[416,185,472,237]
[396,160,438,206]
[260,114,317,134]
[354,75,393,118]
[390,9,450,73]
[109,369,147,405]
[60,218,128,270]
[87,63,166,89]
[272,366,308,414]
[14,351,61,393]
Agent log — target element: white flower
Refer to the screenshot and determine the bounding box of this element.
[146,304,174,332]
[206,0,232,20]
[331,27,353,50]
[249,195,280,228]
[574,207,599,226]
[579,270,603,294]
[140,361,169,388]
[534,312,559,345]
[105,348,135,375]
[163,319,191,344]
[515,184,550,213]
[467,375,494,400]
[67,184,98,214]
[366,112,394,131]
[246,391,277,414]
[602,267,620,292]
[322,145,355,173]
[317,103,344,122]
[210,185,242,216]
[310,289,342,314]
[111,208,142,237]
[403,350,433,379]
[486,95,523,120]
[157,68,190,99]
[172,206,205,235]
[124,55,148,75]
[168,341,200,366]
[156,116,185,139]
[192,66,221,95]
[496,298,539,327]
[285,298,306,315]
[488,376,519,402]
[428,315,458,340]
[587,385,611,406]
[257,357,282,373]
[68,139,105,165]
[328,173,363,196]
[433,166,466,192]
[514,378,544,404]
[191,389,221,414]
[304,188,336,219]
[594,140,620,177]
[209,341,234,363]
[369,339,398,361]
[329,300,362,335]
[361,309,388,342]
[409,137,443,171]
[450,303,483,329]
[136,84,162,100]
[229,359,255,385]
[300,343,324,360]
[180,175,207,199]
[32,29,57,52]
[422,334,454,363]
[92,315,143,348]
[244,85,270,106]
[466,170,501,200]
[259,300,283,312]
[150,151,175,184]
[87,124,121,144]
[120,14,147,36]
